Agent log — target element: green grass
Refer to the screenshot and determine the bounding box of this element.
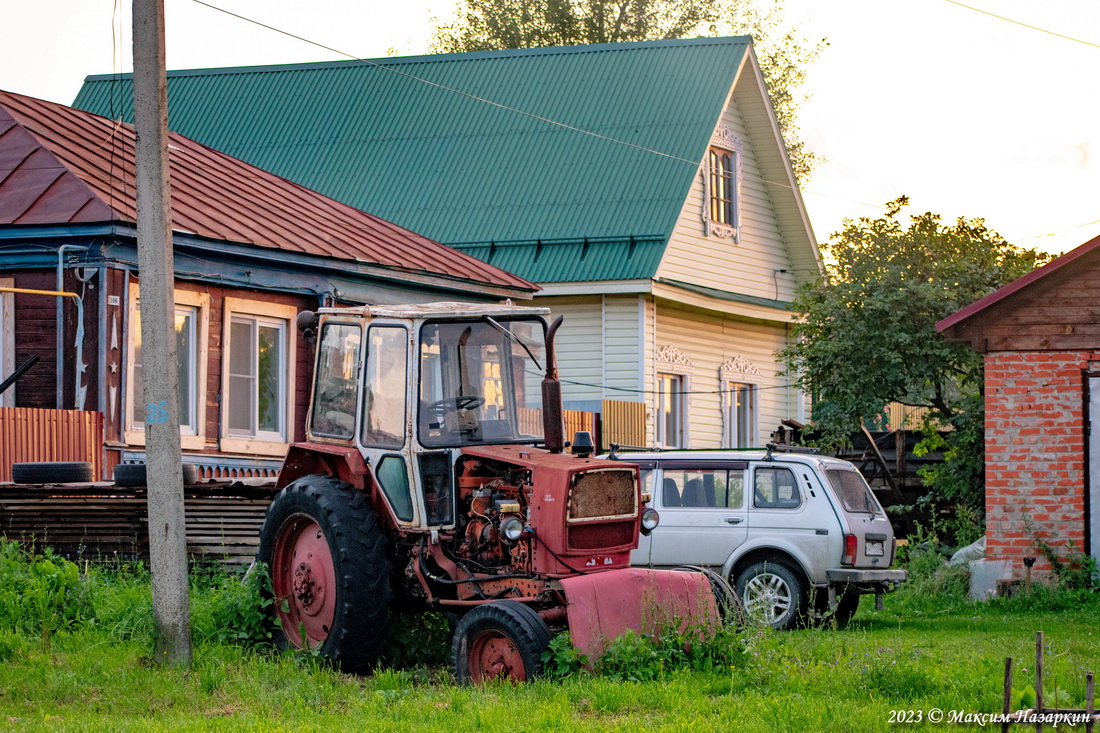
[1,538,1099,731]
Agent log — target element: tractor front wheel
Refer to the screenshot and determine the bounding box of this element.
[257,474,392,673]
[452,601,551,684]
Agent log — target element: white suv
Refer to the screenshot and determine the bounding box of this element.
[609,446,907,629]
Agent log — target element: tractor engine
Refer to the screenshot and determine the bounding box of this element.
[451,456,533,573]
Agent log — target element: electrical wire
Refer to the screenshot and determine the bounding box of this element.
[940,0,1100,50]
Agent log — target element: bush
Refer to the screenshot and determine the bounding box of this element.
[0,539,95,635]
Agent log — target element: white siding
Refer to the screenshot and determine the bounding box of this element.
[656,84,799,304]
[654,304,798,449]
[542,295,604,404]
[603,294,645,400]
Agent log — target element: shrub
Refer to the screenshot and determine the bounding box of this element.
[0,538,95,635]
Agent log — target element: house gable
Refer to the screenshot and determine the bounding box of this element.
[655,49,819,312]
[939,236,1100,353]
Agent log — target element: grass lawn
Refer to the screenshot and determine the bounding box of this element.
[2,596,1098,732]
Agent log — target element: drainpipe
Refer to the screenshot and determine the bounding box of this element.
[56,245,89,409]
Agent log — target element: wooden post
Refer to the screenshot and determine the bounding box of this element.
[1086,670,1094,733]
[1035,631,1044,732]
[1003,656,1014,733]
[132,0,192,667]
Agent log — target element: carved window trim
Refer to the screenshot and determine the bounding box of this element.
[719,356,761,448]
[701,125,743,243]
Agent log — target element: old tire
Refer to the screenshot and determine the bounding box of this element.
[452,600,551,684]
[734,561,807,630]
[113,462,199,487]
[11,461,94,484]
[257,474,392,673]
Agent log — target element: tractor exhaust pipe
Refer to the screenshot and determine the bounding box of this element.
[542,316,565,454]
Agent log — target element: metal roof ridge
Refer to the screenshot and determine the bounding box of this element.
[81,36,755,82]
[448,234,667,249]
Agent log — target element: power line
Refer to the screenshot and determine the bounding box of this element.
[941,0,1100,49]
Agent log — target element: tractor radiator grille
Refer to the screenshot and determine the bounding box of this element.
[567,468,636,522]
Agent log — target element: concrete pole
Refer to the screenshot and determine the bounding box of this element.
[132,0,192,667]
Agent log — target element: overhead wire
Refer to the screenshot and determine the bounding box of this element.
[940,0,1100,50]
[165,0,1100,244]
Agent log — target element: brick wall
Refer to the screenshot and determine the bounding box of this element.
[984,350,1095,577]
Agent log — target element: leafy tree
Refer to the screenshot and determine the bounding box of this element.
[779,198,1052,531]
[430,0,823,181]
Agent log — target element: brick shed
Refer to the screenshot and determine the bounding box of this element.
[938,234,1100,581]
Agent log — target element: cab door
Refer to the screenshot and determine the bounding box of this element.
[638,461,749,568]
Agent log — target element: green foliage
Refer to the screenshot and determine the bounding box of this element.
[0,539,95,635]
[190,562,273,648]
[543,621,746,682]
[780,198,1051,525]
[430,0,824,181]
[1026,531,1099,591]
[381,610,453,667]
[541,632,589,680]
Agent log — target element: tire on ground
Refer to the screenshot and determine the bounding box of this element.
[452,600,552,684]
[12,461,94,484]
[256,474,392,673]
[734,560,808,630]
[113,462,199,487]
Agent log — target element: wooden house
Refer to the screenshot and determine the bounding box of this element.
[938,233,1100,579]
[0,90,535,478]
[75,37,822,448]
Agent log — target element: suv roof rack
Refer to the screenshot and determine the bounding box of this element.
[764,442,819,461]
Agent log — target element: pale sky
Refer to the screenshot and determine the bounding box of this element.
[2,0,1098,256]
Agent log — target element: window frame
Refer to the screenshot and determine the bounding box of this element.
[124,283,209,450]
[656,372,685,448]
[723,381,758,449]
[701,132,744,242]
[220,298,297,456]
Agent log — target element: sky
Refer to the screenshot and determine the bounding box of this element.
[2,0,1099,256]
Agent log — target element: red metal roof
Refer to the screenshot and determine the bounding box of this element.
[936,232,1100,333]
[0,90,535,293]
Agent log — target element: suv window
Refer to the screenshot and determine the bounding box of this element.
[753,466,801,509]
[661,468,744,509]
[825,468,882,514]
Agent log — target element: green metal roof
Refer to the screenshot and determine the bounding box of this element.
[74,37,751,283]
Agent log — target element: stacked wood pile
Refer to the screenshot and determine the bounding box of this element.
[0,479,276,567]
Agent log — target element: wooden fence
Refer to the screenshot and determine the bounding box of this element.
[601,399,647,450]
[0,408,103,482]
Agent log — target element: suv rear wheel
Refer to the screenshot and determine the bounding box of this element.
[734,561,807,630]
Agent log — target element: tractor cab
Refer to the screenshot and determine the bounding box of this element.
[299,302,553,528]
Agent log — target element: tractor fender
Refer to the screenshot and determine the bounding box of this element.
[558,567,719,662]
[277,443,370,490]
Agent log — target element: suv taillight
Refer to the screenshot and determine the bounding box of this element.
[842,534,857,565]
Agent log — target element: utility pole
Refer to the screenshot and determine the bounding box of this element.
[132,0,192,666]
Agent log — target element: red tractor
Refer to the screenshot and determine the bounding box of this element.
[257,302,716,682]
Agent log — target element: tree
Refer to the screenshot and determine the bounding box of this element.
[779,198,1052,537]
[430,0,823,181]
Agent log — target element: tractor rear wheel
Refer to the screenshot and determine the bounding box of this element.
[452,601,551,684]
[257,474,392,673]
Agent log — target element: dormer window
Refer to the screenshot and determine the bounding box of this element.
[702,127,743,241]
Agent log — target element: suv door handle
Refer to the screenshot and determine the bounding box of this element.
[724,517,744,525]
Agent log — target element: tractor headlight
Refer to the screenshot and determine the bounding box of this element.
[641,507,660,535]
[499,516,525,542]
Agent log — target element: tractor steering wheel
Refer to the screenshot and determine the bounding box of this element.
[427,396,485,416]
